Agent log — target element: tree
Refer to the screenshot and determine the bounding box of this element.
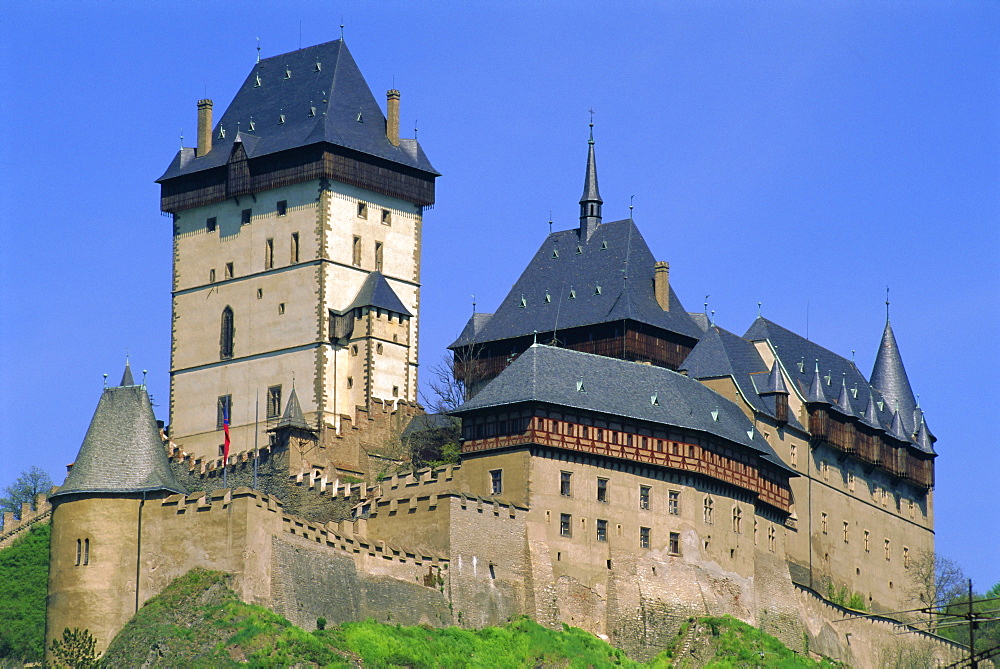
[904,550,966,629]
[48,628,101,669]
[0,466,52,521]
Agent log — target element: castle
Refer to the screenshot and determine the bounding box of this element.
[43,38,956,665]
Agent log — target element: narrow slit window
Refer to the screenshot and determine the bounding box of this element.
[375,242,383,272]
[357,202,368,219]
[206,217,217,232]
[265,238,274,270]
[352,236,362,266]
[290,232,300,263]
[266,385,282,419]
[277,200,288,216]
[83,538,89,565]
[241,209,252,225]
[381,209,392,225]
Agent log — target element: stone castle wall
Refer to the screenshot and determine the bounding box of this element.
[0,492,51,550]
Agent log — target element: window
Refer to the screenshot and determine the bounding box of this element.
[903,547,910,569]
[75,539,82,566]
[596,519,608,542]
[560,513,572,537]
[732,506,742,534]
[206,217,217,232]
[843,521,850,543]
[848,471,855,492]
[639,485,650,510]
[217,394,232,429]
[560,471,572,497]
[864,530,870,553]
[821,460,830,481]
[375,241,383,271]
[265,238,274,269]
[669,532,681,555]
[278,303,285,315]
[754,519,758,545]
[668,490,680,515]
[266,385,282,419]
[490,469,502,495]
[357,202,368,219]
[908,499,915,519]
[83,538,89,565]
[290,232,299,263]
[640,527,650,549]
[277,200,287,217]
[209,269,216,283]
[220,307,234,359]
[225,262,234,279]
[347,377,353,389]
[768,526,776,552]
[241,208,252,225]
[821,512,828,534]
[790,444,797,467]
[597,478,608,503]
[392,386,399,398]
[352,236,362,266]
[257,288,263,299]
[885,539,891,561]
[376,342,383,354]
[381,209,392,225]
[703,496,714,524]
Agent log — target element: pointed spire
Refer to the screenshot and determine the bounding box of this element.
[764,359,788,394]
[120,359,135,387]
[579,115,603,239]
[914,413,934,453]
[277,386,312,432]
[836,376,855,416]
[871,315,917,435]
[889,403,905,439]
[807,360,827,403]
[862,388,879,426]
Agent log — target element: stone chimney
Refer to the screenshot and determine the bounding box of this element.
[197,99,213,157]
[654,261,670,311]
[386,89,400,147]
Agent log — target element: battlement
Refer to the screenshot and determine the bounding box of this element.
[0,492,52,550]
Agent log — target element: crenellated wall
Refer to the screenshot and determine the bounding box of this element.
[0,492,51,550]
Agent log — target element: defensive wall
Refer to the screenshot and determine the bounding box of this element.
[0,492,52,550]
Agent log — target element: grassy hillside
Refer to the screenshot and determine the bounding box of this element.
[0,523,50,664]
[102,569,839,668]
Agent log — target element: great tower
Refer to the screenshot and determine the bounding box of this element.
[157,40,437,477]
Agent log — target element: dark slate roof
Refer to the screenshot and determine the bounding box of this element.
[688,312,711,333]
[450,312,494,349]
[450,219,702,348]
[580,129,602,205]
[401,413,460,439]
[764,360,789,394]
[870,318,918,437]
[276,386,312,431]
[158,39,437,183]
[743,317,934,455]
[680,326,803,430]
[52,370,186,499]
[454,344,794,474]
[120,361,135,387]
[344,271,411,316]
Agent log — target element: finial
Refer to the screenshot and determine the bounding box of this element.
[142,370,148,385]
[180,129,184,149]
[549,211,553,234]
[757,301,762,317]
[704,295,710,316]
[256,37,261,63]
[414,119,418,139]
[851,349,856,362]
[710,309,715,326]
[629,195,634,220]
[472,294,476,314]
[340,19,345,40]
[885,286,890,321]
[587,108,595,144]
[103,373,108,388]
[533,330,538,345]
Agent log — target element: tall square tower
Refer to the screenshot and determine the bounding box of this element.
[157,40,437,475]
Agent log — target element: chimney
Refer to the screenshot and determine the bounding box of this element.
[386,89,400,146]
[197,99,213,156]
[654,261,670,311]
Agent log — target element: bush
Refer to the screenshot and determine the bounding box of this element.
[0,523,50,663]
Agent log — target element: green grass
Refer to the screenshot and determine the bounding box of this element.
[0,522,50,663]
[103,570,842,668]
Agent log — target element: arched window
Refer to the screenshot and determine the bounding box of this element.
[220,307,235,359]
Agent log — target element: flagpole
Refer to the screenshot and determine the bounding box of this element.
[253,389,260,489]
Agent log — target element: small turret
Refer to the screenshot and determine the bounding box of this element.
[871,310,918,435]
[579,120,603,239]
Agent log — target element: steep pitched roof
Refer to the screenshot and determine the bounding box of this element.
[158,39,437,183]
[450,312,494,349]
[680,326,803,430]
[870,318,918,437]
[344,271,411,316]
[52,367,186,499]
[455,344,793,474]
[120,361,135,387]
[450,219,702,348]
[276,386,312,431]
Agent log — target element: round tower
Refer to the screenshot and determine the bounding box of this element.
[46,362,186,659]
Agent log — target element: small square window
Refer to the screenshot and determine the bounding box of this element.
[225,262,234,279]
[347,377,354,389]
[596,519,608,542]
[489,469,503,495]
[381,209,392,225]
[392,386,399,397]
[560,513,572,537]
[357,202,368,219]
[241,209,252,225]
[206,217,217,232]
[640,526,650,549]
[278,303,285,315]
[277,200,288,217]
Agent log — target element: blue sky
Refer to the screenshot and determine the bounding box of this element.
[1,2,997,588]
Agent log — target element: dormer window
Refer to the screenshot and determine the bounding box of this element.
[218,127,226,139]
[315,61,322,72]
[568,288,576,299]
[284,68,291,79]
[278,114,285,124]
[594,285,602,295]
[309,106,316,117]
[356,111,363,123]
[248,119,256,131]
[254,74,261,87]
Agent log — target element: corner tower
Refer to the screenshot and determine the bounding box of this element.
[157,40,438,477]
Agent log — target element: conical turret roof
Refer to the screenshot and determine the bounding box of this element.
[276,386,313,432]
[120,360,135,386]
[834,376,855,417]
[763,359,788,394]
[52,364,186,500]
[871,318,917,435]
[806,361,827,403]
